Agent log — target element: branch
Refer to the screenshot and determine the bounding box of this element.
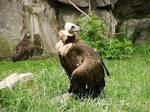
[88,0,92,15]
[68,0,90,17]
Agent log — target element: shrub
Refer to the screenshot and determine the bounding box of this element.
[106,34,134,59]
[76,15,134,59]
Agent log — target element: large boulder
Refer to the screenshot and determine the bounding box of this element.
[96,10,117,34]
[96,0,111,7]
[119,18,150,43]
[114,0,150,43]
[114,0,150,21]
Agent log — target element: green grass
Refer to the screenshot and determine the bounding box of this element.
[0,53,150,111]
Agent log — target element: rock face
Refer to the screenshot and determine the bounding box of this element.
[114,0,150,21]
[96,0,111,7]
[96,10,117,34]
[115,0,150,43]
[57,0,117,34]
[58,5,80,29]
[21,0,58,54]
[0,0,23,58]
[29,2,58,54]
[57,0,89,7]
[120,18,150,43]
[57,0,113,8]
[0,0,23,42]
[0,0,150,58]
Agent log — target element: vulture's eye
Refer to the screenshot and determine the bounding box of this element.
[26,36,31,38]
[67,36,71,38]
[67,36,75,38]
[71,26,75,30]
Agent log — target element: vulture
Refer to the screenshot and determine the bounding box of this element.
[12,33,34,62]
[56,23,110,98]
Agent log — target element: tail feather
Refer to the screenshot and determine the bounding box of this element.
[96,52,111,77]
[101,60,111,77]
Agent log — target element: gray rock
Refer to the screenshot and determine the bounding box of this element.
[0,0,23,43]
[22,2,58,54]
[111,0,118,9]
[0,73,33,90]
[96,0,111,7]
[57,0,116,8]
[114,0,150,21]
[96,10,117,34]
[30,3,58,54]
[119,18,150,43]
[58,7,80,29]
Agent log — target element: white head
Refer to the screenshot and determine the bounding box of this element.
[64,22,80,32]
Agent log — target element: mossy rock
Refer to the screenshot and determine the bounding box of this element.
[0,34,14,59]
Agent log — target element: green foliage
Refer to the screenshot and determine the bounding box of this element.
[77,15,134,59]
[77,15,108,55]
[134,42,150,56]
[106,34,134,59]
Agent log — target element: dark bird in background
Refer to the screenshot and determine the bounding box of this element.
[33,34,44,56]
[11,33,34,62]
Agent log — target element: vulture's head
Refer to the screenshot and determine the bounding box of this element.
[23,33,34,43]
[58,22,80,44]
[24,33,32,39]
[64,22,80,33]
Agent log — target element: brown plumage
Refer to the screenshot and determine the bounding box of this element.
[56,30,110,98]
[33,34,44,56]
[11,33,34,62]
